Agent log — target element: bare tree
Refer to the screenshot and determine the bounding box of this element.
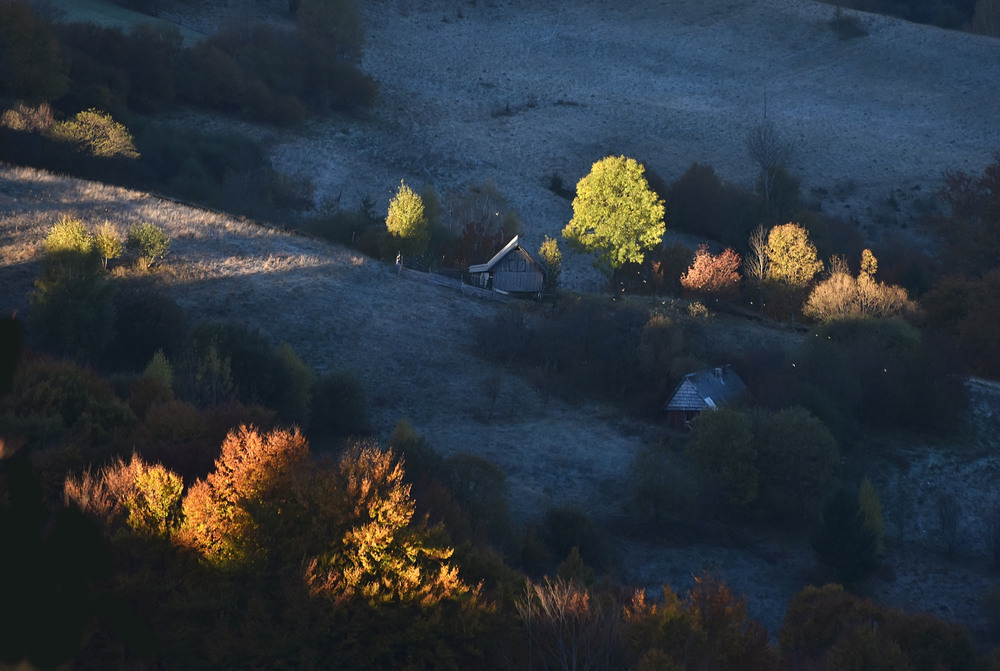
[517,578,621,671]
[744,224,769,317]
[745,119,793,219]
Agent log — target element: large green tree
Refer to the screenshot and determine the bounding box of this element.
[562,156,665,275]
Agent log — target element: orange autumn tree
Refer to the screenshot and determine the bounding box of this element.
[178,425,308,567]
[179,426,470,604]
[679,244,742,299]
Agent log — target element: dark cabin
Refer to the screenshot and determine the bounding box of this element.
[663,366,747,430]
[468,235,546,294]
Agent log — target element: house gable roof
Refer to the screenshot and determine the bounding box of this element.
[468,235,546,274]
[663,367,747,412]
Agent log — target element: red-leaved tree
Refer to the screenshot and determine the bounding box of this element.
[679,245,742,299]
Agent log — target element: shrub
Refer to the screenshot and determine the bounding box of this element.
[810,486,880,585]
[803,249,917,322]
[755,406,839,524]
[0,0,69,103]
[540,506,608,571]
[538,235,562,292]
[625,439,700,527]
[667,162,758,247]
[1,356,135,454]
[50,109,139,159]
[91,221,123,270]
[445,452,513,548]
[105,283,188,373]
[780,584,974,671]
[125,222,170,267]
[0,102,55,133]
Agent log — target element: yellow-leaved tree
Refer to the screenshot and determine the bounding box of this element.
[385,179,429,257]
[301,440,469,606]
[562,156,665,276]
[765,222,823,322]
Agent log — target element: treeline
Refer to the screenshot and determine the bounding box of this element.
[0,0,375,219]
[0,0,374,122]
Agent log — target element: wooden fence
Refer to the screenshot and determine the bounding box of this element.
[396,255,509,302]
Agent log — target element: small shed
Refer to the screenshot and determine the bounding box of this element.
[663,366,747,430]
[468,236,546,294]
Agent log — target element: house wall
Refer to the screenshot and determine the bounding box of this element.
[493,248,543,292]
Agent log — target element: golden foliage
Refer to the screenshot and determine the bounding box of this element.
[50,109,139,159]
[765,222,823,289]
[302,440,470,606]
[385,179,428,255]
[803,249,917,322]
[517,577,622,671]
[178,425,309,566]
[624,574,774,671]
[1,102,54,133]
[64,453,183,537]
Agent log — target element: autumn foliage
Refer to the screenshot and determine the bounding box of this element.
[300,440,469,606]
[624,573,775,670]
[679,244,742,299]
[804,250,917,322]
[779,584,975,671]
[178,425,308,567]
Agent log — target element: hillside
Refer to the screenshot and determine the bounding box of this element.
[4,164,1000,639]
[265,0,1000,289]
[4,0,1000,646]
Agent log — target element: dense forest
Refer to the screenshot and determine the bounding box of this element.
[2,0,1000,668]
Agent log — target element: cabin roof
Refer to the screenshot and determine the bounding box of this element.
[468,235,546,273]
[663,367,747,412]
